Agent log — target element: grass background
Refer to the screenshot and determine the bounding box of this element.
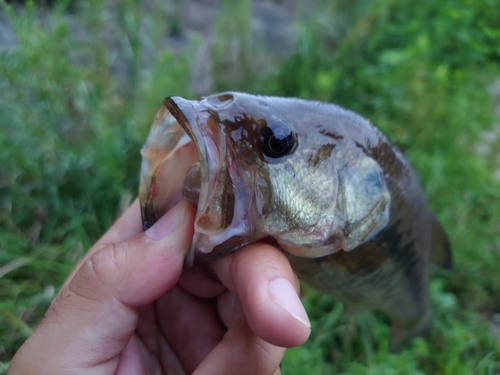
[1,0,500,373]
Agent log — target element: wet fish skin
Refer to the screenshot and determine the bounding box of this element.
[139,92,452,351]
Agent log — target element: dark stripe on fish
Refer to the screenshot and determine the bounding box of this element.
[374,220,423,305]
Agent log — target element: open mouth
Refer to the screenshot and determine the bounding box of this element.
[139,96,247,266]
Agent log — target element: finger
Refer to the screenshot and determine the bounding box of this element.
[177,263,226,298]
[210,243,311,347]
[114,335,147,375]
[97,198,143,245]
[154,286,225,373]
[217,291,237,328]
[100,141,195,249]
[194,297,285,375]
[133,306,188,375]
[9,202,195,374]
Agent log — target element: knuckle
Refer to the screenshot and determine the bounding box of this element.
[50,241,136,309]
[249,337,280,374]
[77,241,131,288]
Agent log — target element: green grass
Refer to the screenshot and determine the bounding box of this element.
[1,0,500,373]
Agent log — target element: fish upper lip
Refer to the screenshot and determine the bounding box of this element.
[164,96,246,265]
[164,96,213,222]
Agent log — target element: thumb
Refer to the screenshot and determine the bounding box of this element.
[9,201,195,375]
[69,200,195,307]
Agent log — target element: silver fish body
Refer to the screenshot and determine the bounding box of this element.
[139,92,452,350]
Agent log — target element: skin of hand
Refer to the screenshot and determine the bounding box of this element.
[8,199,311,375]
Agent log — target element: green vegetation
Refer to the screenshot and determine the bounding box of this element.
[1,0,499,373]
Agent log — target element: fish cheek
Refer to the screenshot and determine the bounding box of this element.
[262,155,343,257]
[337,155,391,250]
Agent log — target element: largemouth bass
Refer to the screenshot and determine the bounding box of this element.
[139,92,452,351]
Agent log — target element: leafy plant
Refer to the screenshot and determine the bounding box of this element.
[0,0,192,364]
[1,0,500,373]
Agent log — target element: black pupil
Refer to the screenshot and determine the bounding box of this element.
[260,125,297,159]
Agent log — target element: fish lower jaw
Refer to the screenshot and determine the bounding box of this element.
[184,223,249,266]
[277,237,346,258]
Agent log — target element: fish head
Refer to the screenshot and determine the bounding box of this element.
[140,92,391,265]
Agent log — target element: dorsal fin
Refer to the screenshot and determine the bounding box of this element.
[430,213,453,269]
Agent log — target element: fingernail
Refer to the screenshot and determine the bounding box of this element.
[145,202,187,240]
[268,278,311,328]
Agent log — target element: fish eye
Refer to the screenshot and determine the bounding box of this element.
[259,122,298,160]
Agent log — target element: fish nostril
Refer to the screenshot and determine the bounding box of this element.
[217,94,234,102]
[204,93,235,107]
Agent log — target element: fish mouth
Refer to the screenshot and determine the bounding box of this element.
[139,95,250,266]
[165,97,224,229]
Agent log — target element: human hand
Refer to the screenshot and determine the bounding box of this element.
[8,199,310,375]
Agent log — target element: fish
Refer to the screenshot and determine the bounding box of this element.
[139,92,452,351]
